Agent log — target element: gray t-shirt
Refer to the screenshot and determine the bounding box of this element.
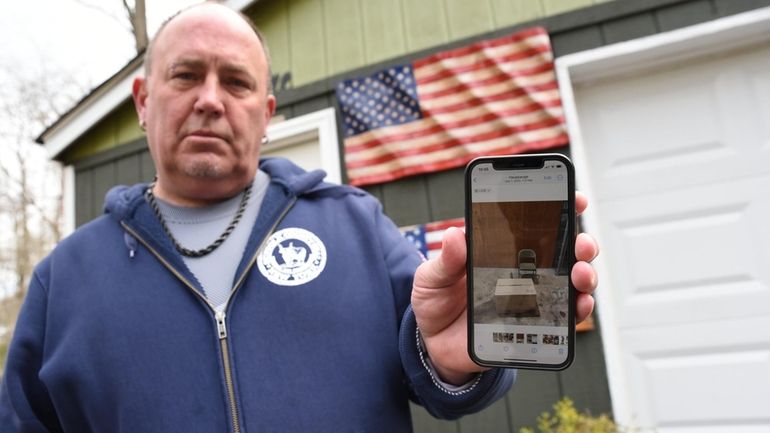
[154,170,270,311]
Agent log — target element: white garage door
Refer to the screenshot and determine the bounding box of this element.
[558,9,770,433]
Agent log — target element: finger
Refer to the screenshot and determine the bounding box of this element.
[575,233,599,262]
[576,191,588,216]
[575,293,595,323]
[571,261,597,295]
[414,227,466,289]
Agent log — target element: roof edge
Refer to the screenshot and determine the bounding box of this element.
[224,0,259,12]
[36,54,144,160]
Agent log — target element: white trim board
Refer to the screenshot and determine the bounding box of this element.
[42,64,141,160]
[266,107,342,184]
[555,6,770,426]
[559,7,770,84]
[62,165,76,238]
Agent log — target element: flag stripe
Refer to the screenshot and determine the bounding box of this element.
[420,77,558,112]
[426,241,443,253]
[345,117,565,169]
[345,87,563,150]
[347,131,567,178]
[417,67,555,103]
[419,76,557,113]
[415,37,551,75]
[425,218,465,232]
[414,32,552,85]
[425,218,465,251]
[416,47,552,86]
[345,99,563,154]
[353,130,566,171]
[346,127,563,172]
[347,134,568,186]
[418,74,558,101]
[344,88,562,149]
[400,218,465,260]
[413,27,547,69]
[416,54,554,85]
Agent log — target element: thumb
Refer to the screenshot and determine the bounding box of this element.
[414,227,467,289]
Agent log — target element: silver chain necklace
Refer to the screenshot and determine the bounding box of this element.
[145,182,252,258]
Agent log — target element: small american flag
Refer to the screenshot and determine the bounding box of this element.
[336,27,568,186]
[401,218,465,260]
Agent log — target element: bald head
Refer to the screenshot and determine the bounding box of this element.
[144,2,273,93]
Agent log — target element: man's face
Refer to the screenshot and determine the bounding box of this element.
[132,5,275,205]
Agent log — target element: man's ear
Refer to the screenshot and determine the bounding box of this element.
[132,77,148,123]
[265,93,277,123]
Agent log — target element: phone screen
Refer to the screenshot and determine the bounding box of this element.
[466,154,575,369]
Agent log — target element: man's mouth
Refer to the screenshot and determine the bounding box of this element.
[188,130,223,139]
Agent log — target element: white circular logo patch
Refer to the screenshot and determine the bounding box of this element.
[257,228,327,286]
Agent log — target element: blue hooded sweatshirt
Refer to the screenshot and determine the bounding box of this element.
[0,157,514,432]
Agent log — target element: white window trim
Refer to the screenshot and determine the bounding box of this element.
[63,165,76,238]
[266,107,342,184]
[555,6,770,425]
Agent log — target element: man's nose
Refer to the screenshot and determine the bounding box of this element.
[193,75,224,117]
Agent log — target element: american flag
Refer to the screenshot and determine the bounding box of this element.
[401,218,465,260]
[336,27,568,186]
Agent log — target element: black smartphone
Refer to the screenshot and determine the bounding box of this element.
[465,154,575,370]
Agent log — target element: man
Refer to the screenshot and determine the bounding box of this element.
[0,3,599,432]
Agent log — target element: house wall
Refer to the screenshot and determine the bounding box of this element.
[60,100,143,164]
[60,0,769,168]
[63,0,770,431]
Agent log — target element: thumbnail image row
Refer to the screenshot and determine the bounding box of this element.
[492,332,567,345]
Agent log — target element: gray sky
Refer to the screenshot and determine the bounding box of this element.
[1,0,201,89]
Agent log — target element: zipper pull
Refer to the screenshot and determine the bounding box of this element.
[216,310,227,339]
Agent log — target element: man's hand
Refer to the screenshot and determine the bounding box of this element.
[411,192,599,385]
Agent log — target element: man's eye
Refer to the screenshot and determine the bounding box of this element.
[227,78,251,89]
[174,72,197,80]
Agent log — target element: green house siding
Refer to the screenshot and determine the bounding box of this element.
[61,100,141,165]
[246,0,609,88]
[444,0,496,41]
[251,0,292,85]
[359,1,407,64]
[323,0,367,75]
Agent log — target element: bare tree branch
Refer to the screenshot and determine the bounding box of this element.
[122,0,136,27]
[69,0,134,35]
[119,0,148,52]
[69,0,147,53]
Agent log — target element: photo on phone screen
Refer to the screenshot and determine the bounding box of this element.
[466,154,575,370]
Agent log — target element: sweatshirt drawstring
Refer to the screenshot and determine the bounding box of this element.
[124,232,138,258]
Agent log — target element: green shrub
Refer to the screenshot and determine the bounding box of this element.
[520,397,622,433]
